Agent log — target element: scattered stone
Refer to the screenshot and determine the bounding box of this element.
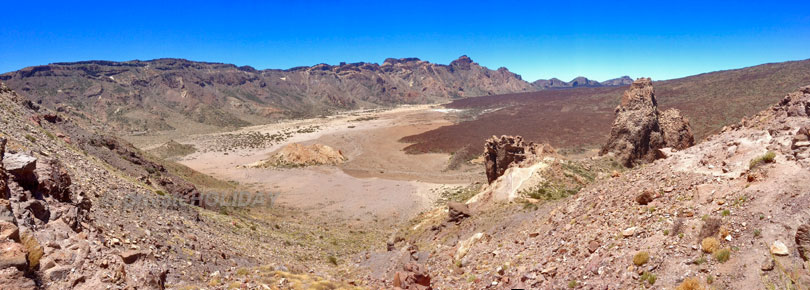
[622,227,638,237]
[588,240,600,253]
[770,241,789,256]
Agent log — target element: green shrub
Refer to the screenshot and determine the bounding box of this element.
[633,251,650,266]
[749,151,776,169]
[641,271,657,285]
[714,248,731,263]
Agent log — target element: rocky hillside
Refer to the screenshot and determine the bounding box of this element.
[0,82,381,289]
[532,76,633,89]
[0,56,534,134]
[372,84,810,289]
[402,58,810,159]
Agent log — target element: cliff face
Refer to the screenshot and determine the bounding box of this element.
[0,56,535,133]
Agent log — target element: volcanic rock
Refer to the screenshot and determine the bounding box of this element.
[0,267,35,290]
[483,135,554,183]
[447,202,471,223]
[0,242,27,270]
[35,159,72,202]
[600,78,694,167]
[393,261,432,290]
[659,108,695,150]
[2,152,37,187]
[796,223,810,261]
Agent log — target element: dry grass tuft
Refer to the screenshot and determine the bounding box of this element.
[633,251,650,266]
[701,237,720,253]
[675,278,705,290]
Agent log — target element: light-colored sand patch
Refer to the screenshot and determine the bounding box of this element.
[177,105,480,222]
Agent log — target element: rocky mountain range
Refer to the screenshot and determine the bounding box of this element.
[532,76,633,89]
[0,56,536,134]
[0,56,634,135]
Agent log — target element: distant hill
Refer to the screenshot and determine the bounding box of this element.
[401,58,810,158]
[0,56,535,134]
[532,76,633,89]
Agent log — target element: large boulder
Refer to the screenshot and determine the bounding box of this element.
[483,135,553,184]
[2,152,37,188]
[600,78,694,167]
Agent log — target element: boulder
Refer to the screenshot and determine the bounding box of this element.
[635,190,654,205]
[119,250,145,264]
[2,152,36,187]
[600,78,694,167]
[447,202,471,223]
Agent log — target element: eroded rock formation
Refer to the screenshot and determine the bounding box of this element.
[600,78,694,167]
[484,135,554,184]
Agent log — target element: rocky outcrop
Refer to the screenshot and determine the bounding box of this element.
[393,261,432,290]
[600,78,695,167]
[484,135,554,184]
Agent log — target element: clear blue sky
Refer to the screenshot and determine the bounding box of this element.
[2,0,809,82]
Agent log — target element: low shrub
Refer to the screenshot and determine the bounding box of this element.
[749,151,776,169]
[633,251,650,266]
[701,237,720,253]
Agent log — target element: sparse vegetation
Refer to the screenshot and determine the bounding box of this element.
[633,251,650,266]
[701,237,720,253]
[521,180,580,201]
[641,271,657,285]
[675,278,705,290]
[568,280,578,288]
[714,248,731,263]
[749,151,776,169]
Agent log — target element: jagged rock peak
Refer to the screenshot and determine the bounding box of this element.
[601,77,694,167]
[620,77,656,109]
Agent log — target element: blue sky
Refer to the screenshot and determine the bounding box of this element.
[2,0,809,82]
